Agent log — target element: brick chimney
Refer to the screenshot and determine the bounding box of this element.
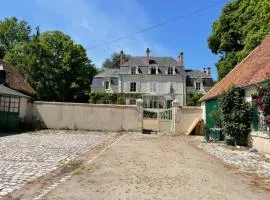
[146,48,150,63]
[0,64,6,84]
[120,50,124,65]
[206,67,211,77]
[178,52,184,66]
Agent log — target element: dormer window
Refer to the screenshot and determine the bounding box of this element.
[138,68,142,74]
[158,68,162,74]
[195,82,201,91]
[131,67,136,74]
[150,67,156,74]
[168,67,173,75]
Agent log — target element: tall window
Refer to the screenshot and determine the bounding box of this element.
[150,82,157,92]
[195,82,201,91]
[150,67,156,74]
[130,82,136,92]
[104,81,109,89]
[131,67,136,74]
[168,67,173,75]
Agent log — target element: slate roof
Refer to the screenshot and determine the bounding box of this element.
[94,69,119,78]
[121,56,178,66]
[0,59,36,96]
[200,35,270,102]
[0,84,31,98]
[185,69,208,78]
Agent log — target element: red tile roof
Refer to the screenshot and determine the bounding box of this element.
[0,59,36,96]
[200,35,270,101]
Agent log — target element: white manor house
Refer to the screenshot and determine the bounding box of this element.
[91,48,213,108]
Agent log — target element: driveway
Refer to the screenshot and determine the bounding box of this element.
[0,130,112,198]
[37,133,270,200]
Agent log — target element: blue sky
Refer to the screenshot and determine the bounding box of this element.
[0,0,229,80]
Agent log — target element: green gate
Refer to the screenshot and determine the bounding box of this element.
[205,98,221,140]
[0,95,20,131]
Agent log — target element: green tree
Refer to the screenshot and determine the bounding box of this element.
[5,30,97,102]
[0,17,31,58]
[208,0,270,80]
[186,93,204,106]
[102,52,130,69]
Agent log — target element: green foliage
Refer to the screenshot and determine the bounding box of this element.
[220,87,251,145]
[252,78,270,125]
[102,52,130,69]
[0,17,31,58]
[208,0,270,80]
[143,110,157,119]
[186,93,204,106]
[89,93,142,104]
[210,107,221,127]
[5,30,97,102]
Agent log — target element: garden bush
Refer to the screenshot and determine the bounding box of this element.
[220,87,251,146]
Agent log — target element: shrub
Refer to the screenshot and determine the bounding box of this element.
[89,93,142,105]
[220,87,251,146]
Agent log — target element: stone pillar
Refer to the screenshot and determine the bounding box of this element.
[172,99,180,134]
[136,99,143,132]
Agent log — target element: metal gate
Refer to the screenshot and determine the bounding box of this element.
[142,108,173,133]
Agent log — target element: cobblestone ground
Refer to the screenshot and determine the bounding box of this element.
[189,136,270,180]
[0,130,111,198]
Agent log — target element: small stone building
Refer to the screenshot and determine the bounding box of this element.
[200,35,270,153]
[0,60,35,131]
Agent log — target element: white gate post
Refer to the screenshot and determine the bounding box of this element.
[172,100,180,133]
[136,99,143,132]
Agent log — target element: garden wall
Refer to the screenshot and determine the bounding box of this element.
[174,106,203,134]
[248,132,270,154]
[29,101,142,132]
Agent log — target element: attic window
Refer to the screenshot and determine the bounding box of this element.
[175,68,179,74]
[150,67,156,75]
[158,68,162,74]
[149,60,156,64]
[168,67,173,75]
[138,68,142,74]
[131,67,136,74]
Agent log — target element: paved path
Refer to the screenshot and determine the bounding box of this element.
[42,134,270,200]
[0,130,111,197]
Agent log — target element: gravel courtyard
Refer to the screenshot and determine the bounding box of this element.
[0,130,112,198]
[38,133,270,200]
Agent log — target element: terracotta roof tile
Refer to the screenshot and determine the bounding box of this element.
[0,59,36,96]
[200,35,270,101]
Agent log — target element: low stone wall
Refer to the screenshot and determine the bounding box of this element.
[248,132,270,154]
[29,101,142,132]
[174,106,203,134]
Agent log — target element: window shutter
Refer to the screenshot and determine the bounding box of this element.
[252,103,258,131]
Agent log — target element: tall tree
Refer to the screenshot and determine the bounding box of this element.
[5,30,97,102]
[208,0,270,80]
[102,52,130,69]
[0,17,31,58]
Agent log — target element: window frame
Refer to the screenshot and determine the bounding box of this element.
[104,81,110,90]
[150,82,157,93]
[167,67,173,75]
[195,82,201,91]
[150,67,156,75]
[131,67,136,75]
[130,82,137,92]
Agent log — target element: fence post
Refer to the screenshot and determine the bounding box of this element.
[172,100,180,133]
[136,99,143,132]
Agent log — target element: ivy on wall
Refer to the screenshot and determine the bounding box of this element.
[89,93,142,105]
[220,87,251,146]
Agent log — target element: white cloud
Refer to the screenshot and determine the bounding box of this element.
[34,0,168,67]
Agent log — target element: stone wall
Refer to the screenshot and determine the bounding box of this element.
[28,101,142,132]
[248,132,270,154]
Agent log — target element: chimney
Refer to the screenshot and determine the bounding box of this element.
[206,67,211,76]
[0,64,6,85]
[120,50,124,65]
[203,68,206,75]
[146,48,150,63]
[178,52,184,66]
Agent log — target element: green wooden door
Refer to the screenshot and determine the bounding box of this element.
[205,98,219,129]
